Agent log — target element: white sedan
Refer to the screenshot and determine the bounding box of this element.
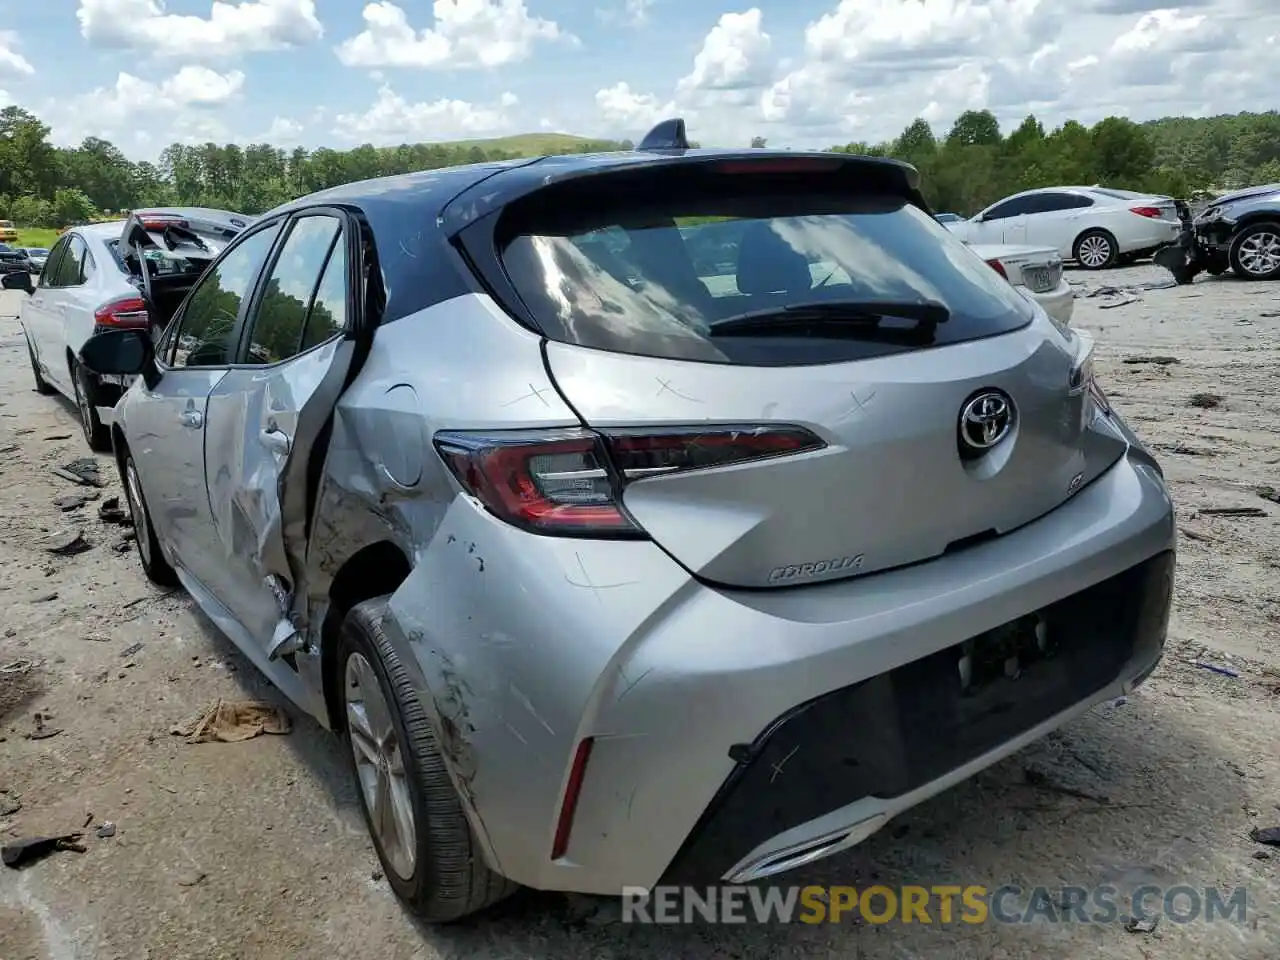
[970,242,1074,328]
[945,186,1182,270]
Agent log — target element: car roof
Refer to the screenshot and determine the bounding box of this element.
[77,220,127,239]
[266,147,920,233]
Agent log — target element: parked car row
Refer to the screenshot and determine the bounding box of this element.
[4,121,1176,925]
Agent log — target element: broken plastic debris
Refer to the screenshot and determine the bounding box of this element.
[170,699,292,744]
[1,832,87,868]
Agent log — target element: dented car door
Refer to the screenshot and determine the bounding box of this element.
[201,210,359,657]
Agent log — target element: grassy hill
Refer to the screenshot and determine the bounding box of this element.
[432,132,628,155]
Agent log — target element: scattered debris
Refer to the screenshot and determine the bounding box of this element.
[1124,915,1159,934]
[1193,662,1240,679]
[1256,486,1280,505]
[42,529,91,556]
[52,458,104,487]
[1099,297,1140,309]
[171,699,292,744]
[120,642,144,659]
[43,434,72,441]
[2,832,87,868]
[1255,850,1272,861]
[1156,441,1212,456]
[1142,277,1178,291]
[1200,506,1267,518]
[29,592,58,603]
[176,870,207,887]
[1179,525,1217,543]
[1251,826,1280,846]
[1260,311,1280,319]
[1188,392,1223,409]
[113,539,132,553]
[0,791,20,817]
[54,492,98,511]
[97,496,129,525]
[1022,767,1110,804]
[95,822,116,839]
[1122,355,1179,366]
[25,711,63,741]
[0,659,34,677]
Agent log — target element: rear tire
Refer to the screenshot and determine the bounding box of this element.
[122,454,179,588]
[72,361,112,453]
[338,597,517,923]
[1073,229,1119,270]
[1229,221,1280,281]
[25,336,54,395]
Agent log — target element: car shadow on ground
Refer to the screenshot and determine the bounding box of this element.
[183,587,1248,959]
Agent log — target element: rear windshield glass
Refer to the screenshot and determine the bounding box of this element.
[496,170,1035,365]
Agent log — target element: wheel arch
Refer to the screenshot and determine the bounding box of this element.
[320,539,413,731]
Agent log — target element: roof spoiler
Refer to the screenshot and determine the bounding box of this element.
[638,117,690,152]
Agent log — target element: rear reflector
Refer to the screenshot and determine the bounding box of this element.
[985,258,1009,280]
[551,738,594,860]
[1129,206,1163,219]
[435,424,825,536]
[94,296,150,329]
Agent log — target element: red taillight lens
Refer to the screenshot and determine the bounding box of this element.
[1129,206,1162,219]
[94,296,150,329]
[137,213,189,231]
[985,258,1009,280]
[434,424,825,536]
[551,737,594,860]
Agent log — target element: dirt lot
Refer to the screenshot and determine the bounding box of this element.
[0,268,1278,960]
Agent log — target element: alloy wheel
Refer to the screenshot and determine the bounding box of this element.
[1077,235,1112,269]
[73,368,95,447]
[345,651,418,881]
[1237,230,1280,277]
[124,460,152,569]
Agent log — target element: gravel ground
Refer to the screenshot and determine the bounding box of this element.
[0,266,1278,960]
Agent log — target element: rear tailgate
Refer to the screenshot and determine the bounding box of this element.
[458,157,1127,589]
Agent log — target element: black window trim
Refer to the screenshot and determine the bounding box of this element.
[228,205,360,370]
[154,215,289,372]
[983,196,1032,221]
[46,233,91,288]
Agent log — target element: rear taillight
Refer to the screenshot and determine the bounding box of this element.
[434,424,825,537]
[985,258,1009,280]
[1129,206,1162,219]
[137,213,188,231]
[94,296,149,329]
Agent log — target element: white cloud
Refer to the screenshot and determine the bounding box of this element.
[44,68,245,149]
[333,85,520,144]
[76,0,323,59]
[597,0,653,27]
[265,117,305,142]
[593,0,1272,148]
[594,82,675,132]
[0,31,34,76]
[335,0,572,69]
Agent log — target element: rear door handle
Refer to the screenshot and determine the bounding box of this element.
[260,426,291,455]
[180,410,203,428]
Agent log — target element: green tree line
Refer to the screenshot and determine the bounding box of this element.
[3,103,1280,226]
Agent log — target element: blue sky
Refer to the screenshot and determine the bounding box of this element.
[1,1,1278,160]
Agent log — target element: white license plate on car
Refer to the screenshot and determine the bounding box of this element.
[1023,266,1053,293]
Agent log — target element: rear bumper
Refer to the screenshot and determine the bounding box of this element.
[1023,280,1074,327]
[382,444,1174,896]
[1118,219,1182,255]
[660,549,1171,885]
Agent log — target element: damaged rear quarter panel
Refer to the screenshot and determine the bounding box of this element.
[303,292,631,873]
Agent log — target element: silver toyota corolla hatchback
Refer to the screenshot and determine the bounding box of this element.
[79,120,1176,923]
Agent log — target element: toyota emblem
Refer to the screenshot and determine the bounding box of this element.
[959,390,1015,453]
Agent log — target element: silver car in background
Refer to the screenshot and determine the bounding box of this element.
[80,120,1176,923]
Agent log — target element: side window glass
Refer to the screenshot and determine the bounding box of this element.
[39,237,70,288]
[985,199,1021,221]
[1069,194,1094,209]
[81,248,96,282]
[299,235,348,353]
[171,224,283,369]
[50,236,86,287]
[244,215,341,365]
